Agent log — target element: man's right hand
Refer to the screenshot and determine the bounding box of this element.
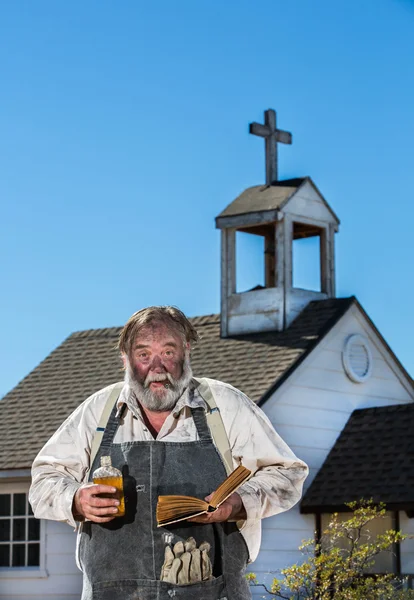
[73,483,120,523]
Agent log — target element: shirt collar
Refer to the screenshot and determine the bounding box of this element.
[172,385,206,417]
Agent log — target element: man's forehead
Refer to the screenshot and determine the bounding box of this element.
[134,324,183,345]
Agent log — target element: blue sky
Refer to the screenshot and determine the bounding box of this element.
[1,0,413,397]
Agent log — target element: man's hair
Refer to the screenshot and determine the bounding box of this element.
[118,306,199,355]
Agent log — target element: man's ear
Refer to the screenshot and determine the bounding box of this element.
[121,353,127,369]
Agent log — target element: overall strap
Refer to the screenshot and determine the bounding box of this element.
[89,382,124,468]
[191,407,213,443]
[99,402,122,449]
[191,377,233,475]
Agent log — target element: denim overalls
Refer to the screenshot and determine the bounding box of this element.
[79,398,251,600]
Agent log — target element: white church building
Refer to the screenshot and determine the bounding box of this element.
[1,109,413,599]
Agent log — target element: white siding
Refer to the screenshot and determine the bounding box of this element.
[249,304,414,594]
[0,518,81,600]
[249,505,315,597]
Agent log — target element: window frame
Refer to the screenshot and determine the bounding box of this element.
[319,510,399,576]
[0,480,47,579]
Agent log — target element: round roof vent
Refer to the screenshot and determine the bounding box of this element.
[342,334,373,383]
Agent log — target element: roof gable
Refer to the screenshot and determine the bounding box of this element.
[284,178,340,225]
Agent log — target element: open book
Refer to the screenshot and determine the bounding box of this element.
[156,465,251,527]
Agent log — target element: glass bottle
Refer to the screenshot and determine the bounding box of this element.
[92,455,125,517]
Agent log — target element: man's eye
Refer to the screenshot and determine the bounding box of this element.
[138,353,148,359]
[164,351,174,358]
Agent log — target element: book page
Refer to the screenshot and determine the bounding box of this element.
[157,509,209,528]
[157,495,209,523]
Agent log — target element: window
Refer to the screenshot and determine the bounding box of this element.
[0,490,40,568]
[321,511,397,574]
[342,334,373,383]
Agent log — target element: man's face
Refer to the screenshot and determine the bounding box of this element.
[131,325,185,389]
[125,324,192,411]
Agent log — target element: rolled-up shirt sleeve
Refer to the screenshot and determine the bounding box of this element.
[211,380,309,522]
[29,393,100,527]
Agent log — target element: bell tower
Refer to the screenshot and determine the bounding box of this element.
[215,109,340,337]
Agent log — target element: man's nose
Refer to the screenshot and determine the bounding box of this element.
[149,354,165,371]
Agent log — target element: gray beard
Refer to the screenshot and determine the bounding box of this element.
[124,357,193,412]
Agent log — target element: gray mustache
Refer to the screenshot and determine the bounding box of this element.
[144,372,175,388]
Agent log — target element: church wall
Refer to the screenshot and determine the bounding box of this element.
[0,519,82,600]
[248,304,414,596]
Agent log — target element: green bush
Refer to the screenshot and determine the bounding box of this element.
[248,501,414,599]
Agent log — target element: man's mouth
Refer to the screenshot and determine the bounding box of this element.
[148,379,172,389]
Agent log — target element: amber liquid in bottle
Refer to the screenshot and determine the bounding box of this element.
[92,456,125,517]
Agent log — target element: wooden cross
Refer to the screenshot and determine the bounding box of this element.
[249,109,292,184]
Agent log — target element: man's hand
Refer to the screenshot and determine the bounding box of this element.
[73,483,120,523]
[189,492,246,524]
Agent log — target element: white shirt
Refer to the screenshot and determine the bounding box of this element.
[29,378,308,562]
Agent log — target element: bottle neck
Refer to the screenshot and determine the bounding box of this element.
[100,455,112,468]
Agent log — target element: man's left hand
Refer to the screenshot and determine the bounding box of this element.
[189,492,246,524]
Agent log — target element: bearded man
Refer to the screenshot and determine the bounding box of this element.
[30,306,308,600]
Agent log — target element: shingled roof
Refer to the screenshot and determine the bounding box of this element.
[217,178,307,218]
[301,402,414,514]
[0,297,353,471]
[215,177,340,225]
